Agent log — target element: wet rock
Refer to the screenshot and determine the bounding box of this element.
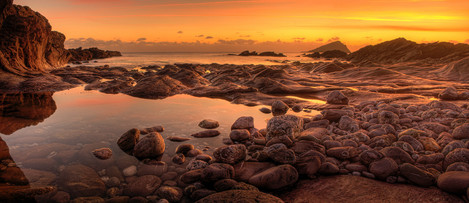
[326,90,349,105]
[58,164,106,198]
[264,143,296,164]
[124,175,161,197]
[291,140,326,155]
[453,123,469,140]
[295,156,321,178]
[186,160,209,171]
[180,169,203,184]
[399,135,424,152]
[167,136,191,142]
[380,147,414,164]
[123,165,137,177]
[446,162,469,172]
[318,162,340,175]
[444,148,469,169]
[259,107,271,114]
[198,119,220,129]
[202,163,235,182]
[231,116,254,130]
[191,130,221,138]
[133,132,165,159]
[213,179,238,192]
[175,144,195,154]
[191,189,216,201]
[400,163,435,187]
[439,87,459,100]
[266,135,294,147]
[248,164,298,190]
[137,162,167,176]
[234,162,276,182]
[196,189,284,203]
[338,116,359,132]
[213,144,247,164]
[155,186,183,202]
[187,149,203,157]
[142,126,165,134]
[442,140,465,155]
[378,110,399,125]
[266,115,303,142]
[271,100,289,116]
[292,105,303,112]
[92,148,112,160]
[359,150,384,166]
[126,75,186,99]
[117,128,140,152]
[322,109,351,122]
[195,154,213,163]
[437,171,469,194]
[326,147,360,160]
[229,129,251,142]
[417,153,444,164]
[369,158,398,180]
[106,177,121,188]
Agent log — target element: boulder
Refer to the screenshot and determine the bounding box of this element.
[248,165,298,190]
[439,87,459,100]
[202,163,235,182]
[198,119,220,129]
[369,157,398,180]
[124,175,161,197]
[399,163,435,187]
[133,132,165,159]
[155,186,183,202]
[213,144,247,164]
[229,129,251,142]
[271,100,289,116]
[326,90,349,105]
[117,128,140,152]
[231,116,254,130]
[437,171,469,194]
[452,123,469,140]
[266,115,303,142]
[191,130,221,138]
[58,164,106,198]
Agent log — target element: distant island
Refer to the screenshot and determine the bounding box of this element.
[237,50,286,57]
[303,41,351,59]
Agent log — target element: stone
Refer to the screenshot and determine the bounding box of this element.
[378,110,399,125]
[133,132,165,159]
[417,153,445,164]
[92,148,112,160]
[399,135,424,152]
[191,189,217,201]
[292,105,303,112]
[196,190,284,203]
[186,160,209,171]
[271,100,289,116]
[187,149,203,157]
[437,171,469,194]
[137,162,168,176]
[326,147,360,160]
[447,162,469,172]
[155,186,183,202]
[175,144,195,154]
[213,179,238,192]
[117,128,140,152]
[264,143,296,164]
[318,162,340,175]
[126,75,186,99]
[58,164,106,198]
[229,129,251,142]
[234,162,276,182]
[198,119,219,129]
[444,148,469,169]
[359,150,384,166]
[259,107,272,114]
[248,164,298,190]
[369,158,398,180]
[124,175,161,197]
[380,147,414,164]
[123,165,137,177]
[295,156,321,178]
[322,109,351,122]
[338,116,359,132]
[191,130,221,138]
[442,140,465,155]
[70,197,105,203]
[326,90,349,105]
[202,163,235,182]
[231,116,254,130]
[50,191,70,203]
[266,115,303,142]
[453,123,469,140]
[167,136,191,142]
[439,87,459,100]
[143,126,165,133]
[180,169,203,184]
[399,163,435,187]
[291,140,326,155]
[195,154,213,163]
[398,129,428,139]
[213,144,247,164]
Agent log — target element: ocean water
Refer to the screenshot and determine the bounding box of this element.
[70,52,328,68]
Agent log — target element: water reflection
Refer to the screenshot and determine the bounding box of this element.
[0,92,57,135]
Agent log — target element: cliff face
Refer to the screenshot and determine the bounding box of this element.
[0,0,70,76]
[347,38,469,64]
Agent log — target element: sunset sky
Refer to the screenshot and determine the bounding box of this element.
[16,0,469,52]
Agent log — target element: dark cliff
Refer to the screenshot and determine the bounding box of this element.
[347,38,469,64]
[0,0,70,76]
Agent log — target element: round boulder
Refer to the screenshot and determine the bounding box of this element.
[133,132,165,159]
[213,144,247,164]
[248,164,298,190]
[271,100,289,116]
[437,171,469,194]
[198,119,220,129]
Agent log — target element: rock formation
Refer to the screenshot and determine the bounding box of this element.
[307,41,351,54]
[347,38,469,64]
[0,0,70,75]
[68,47,122,62]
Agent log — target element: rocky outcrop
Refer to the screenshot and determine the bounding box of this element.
[68,47,121,62]
[238,50,286,57]
[307,41,351,54]
[0,0,70,75]
[347,38,469,64]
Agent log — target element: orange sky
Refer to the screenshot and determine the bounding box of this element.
[16,0,469,52]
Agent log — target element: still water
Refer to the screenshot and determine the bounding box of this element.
[0,86,319,195]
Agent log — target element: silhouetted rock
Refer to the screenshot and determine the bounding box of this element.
[68,47,121,62]
[307,41,351,54]
[238,50,285,57]
[347,38,469,64]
